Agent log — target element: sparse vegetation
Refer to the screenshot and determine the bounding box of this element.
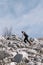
[3,27,12,37]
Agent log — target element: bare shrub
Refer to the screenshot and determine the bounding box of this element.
[3,27,12,37]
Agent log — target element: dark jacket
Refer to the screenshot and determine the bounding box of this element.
[23,32,28,38]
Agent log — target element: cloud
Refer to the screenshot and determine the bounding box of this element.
[0,0,40,17]
[0,0,43,37]
[15,3,43,37]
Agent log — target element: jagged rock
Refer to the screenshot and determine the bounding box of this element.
[18,51,29,59]
[8,62,16,65]
[29,38,34,42]
[41,59,43,63]
[34,57,41,62]
[8,42,14,48]
[22,57,29,63]
[40,44,43,48]
[6,36,10,40]
[40,48,43,54]
[11,53,23,63]
[0,36,6,40]
[27,49,37,54]
[35,62,42,65]
[16,43,20,48]
[0,35,43,65]
[20,43,25,48]
[0,51,10,65]
[28,61,34,65]
[0,44,4,48]
[25,43,29,48]
[0,51,10,60]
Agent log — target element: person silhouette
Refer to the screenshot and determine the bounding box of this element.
[21,31,32,45]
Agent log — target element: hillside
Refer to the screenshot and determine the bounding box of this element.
[0,35,43,65]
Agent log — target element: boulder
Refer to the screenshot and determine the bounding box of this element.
[11,53,23,63]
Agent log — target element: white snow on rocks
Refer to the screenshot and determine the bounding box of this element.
[0,35,43,65]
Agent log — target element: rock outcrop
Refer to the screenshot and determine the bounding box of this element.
[0,35,43,65]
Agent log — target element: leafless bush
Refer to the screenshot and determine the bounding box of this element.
[3,27,12,37]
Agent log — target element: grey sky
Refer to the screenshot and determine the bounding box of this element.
[0,0,43,37]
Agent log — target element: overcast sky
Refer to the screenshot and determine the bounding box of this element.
[0,0,43,38]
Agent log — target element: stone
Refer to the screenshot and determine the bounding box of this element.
[11,53,23,63]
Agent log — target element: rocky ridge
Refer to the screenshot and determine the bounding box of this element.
[0,35,43,65]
